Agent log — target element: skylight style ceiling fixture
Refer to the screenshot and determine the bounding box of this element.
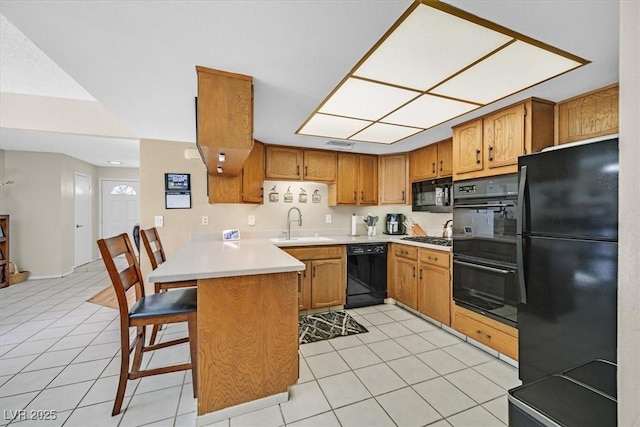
[296,0,589,145]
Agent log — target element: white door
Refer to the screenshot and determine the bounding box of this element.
[101,180,140,252]
[74,173,92,267]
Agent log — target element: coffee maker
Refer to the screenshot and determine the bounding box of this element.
[385,213,406,235]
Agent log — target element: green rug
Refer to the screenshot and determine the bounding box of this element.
[299,311,368,345]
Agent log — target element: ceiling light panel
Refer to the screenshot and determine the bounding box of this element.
[382,94,479,129]
[298,113,371,139]
[431,40,584,104]
[296,1,588,145]
[350,122,423,144]
[353,4,512,91]
[319,78,419,121]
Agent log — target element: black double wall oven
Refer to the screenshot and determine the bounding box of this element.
[452,173,519,327]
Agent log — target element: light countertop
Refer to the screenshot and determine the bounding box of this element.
[147,234,451,284]
[147,238,306,283]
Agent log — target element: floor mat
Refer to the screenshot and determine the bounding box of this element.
[86,285,135,310]
[299,311,368,344]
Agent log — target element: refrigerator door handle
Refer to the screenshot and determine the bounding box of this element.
[517,165,526,236]
[517,165,527,304]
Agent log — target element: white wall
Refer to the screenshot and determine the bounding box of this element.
[0,149,138,277]
[618,0,639,424]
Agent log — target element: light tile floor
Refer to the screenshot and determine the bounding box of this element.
[0,261,521,426]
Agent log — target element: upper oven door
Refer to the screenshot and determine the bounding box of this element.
[453,198,518,264]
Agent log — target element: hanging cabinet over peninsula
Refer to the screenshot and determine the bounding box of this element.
[196,66,253,176]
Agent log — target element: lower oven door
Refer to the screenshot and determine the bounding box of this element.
[453,257,519,327]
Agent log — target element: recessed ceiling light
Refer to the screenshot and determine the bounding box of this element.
[296,0,588,144]
[108,160,123,165]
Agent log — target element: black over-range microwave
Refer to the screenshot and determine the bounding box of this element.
[411,177,452,213]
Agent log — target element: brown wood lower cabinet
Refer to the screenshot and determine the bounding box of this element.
[390,244,418,310]
[418,265,450,325]
[390,244,451,321]
[284,246,346,310]
[453,305,519,360]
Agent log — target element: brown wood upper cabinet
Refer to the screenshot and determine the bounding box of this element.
[557,83,619,145]
[329,153,378,205]
[379,154,408,205]
[265,146,302,180]
[196,66,253,176]
[208,141,265,204]
[409,138,452,181]
[453,98,554,180]
[265,146,336,182]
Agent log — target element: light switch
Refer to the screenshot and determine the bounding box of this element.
[154,216,163,227]
[248,215,256,226]
[326,214,332,224]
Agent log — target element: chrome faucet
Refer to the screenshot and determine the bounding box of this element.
[286,207,302,240]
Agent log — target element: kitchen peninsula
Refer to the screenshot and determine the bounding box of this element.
[148,238,305,424]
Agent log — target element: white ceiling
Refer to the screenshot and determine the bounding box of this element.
[0,1,620,168]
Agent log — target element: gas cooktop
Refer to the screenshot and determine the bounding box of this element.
[401,236,453,247]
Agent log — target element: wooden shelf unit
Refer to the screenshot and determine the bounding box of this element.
[0,215,9,288]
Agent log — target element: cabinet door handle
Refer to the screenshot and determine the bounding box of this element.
[402,190,405,202]
[361,191,364,201]
[297,165,300,176]
[312,266,316,278]
[304,166,308,176]
[488,146,494,162]
[353,191,357,202]
[475,149,481,164]
[440,160,443,172]
[412,266,416,278]
[432,163,436,174]
[419,269,423,280]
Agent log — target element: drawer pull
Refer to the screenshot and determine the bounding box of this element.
[486,334,492,340]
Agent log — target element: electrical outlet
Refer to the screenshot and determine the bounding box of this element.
[154,216,163,227]
[248,215,256,226]
[201,216,209,226]
[326,214,332,224]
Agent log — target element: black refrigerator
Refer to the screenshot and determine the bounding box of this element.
[508,138,618,426]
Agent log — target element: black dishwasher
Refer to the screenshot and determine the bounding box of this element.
[345,243,387,309]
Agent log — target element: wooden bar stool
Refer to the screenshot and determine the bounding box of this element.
[141,227,197,345]
[98,233,197,416]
